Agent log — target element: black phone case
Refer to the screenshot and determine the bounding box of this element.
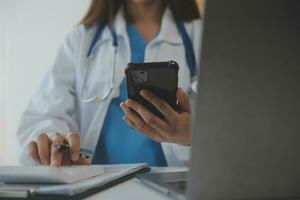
[125,61,179,119]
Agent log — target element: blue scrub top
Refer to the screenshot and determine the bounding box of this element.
[92,22,167,166]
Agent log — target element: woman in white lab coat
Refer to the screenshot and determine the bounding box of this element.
[17,0,202,166]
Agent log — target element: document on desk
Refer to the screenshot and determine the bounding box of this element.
[0,163,149,199]
[0,165,105,184]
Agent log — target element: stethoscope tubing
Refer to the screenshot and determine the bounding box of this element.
[81,18,197,103]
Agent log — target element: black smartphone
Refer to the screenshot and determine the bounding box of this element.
[125,61,179,119]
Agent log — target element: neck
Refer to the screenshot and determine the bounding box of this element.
[198,0,205,17]
[126,0,165,26]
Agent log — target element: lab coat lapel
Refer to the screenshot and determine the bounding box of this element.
[80,8,130,157]
[155,7,182,45]
[113,6,131,88]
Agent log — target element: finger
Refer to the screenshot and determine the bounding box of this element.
[120,102,145,127]
[61,154,73,165]
[65,132,80,161]
[123,115,136,128]
[177,88,191,113]
[35,133,51,165]
[50,133,65,166]
[123,116,163,143]
[140,90,177,122]
[28,141,41,164]
[121,103,165,139]
[125,99,172,138]
[72,157,90,165]
[120,102,133,115]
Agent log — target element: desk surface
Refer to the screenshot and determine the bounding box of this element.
[84,167,187,200]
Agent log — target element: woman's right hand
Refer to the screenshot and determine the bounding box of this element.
[27,132,90,166]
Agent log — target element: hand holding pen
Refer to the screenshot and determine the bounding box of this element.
[54,144,90,159]
[27,132,90,166]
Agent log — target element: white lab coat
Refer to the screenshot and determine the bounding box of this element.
[17,7,202,166]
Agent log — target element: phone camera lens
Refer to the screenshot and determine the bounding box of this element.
[131,70,147,84]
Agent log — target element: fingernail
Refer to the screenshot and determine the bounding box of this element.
[141,90,149,97]
[42,158,49,165]
[71,153,79,161]
[52,162,59,167]
[51,159,60,166]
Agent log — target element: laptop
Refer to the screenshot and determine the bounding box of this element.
[138,0,300,199]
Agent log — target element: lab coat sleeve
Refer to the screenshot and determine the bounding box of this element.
[162,142,191,166]
[17,27,82,165]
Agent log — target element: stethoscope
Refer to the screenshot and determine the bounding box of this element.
[80,17,197,103]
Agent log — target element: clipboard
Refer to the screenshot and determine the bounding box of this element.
[0,164,150,200]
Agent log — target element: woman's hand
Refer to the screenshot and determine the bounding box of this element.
[120,88,192,146]
[27,132,90,166]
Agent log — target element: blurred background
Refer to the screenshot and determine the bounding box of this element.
[0,0,203,165]
[0,0,89,165]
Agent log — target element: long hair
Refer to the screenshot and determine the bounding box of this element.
[80,0,200,26]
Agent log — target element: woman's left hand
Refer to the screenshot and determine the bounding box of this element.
[120,88,192,146]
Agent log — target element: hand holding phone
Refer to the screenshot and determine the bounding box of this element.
[120,88,192,145]
[122,61,192,145]
[125,61,179,119]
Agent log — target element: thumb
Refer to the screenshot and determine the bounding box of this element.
[177,88,191,113]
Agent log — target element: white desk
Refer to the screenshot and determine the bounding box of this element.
[84,167,187,200]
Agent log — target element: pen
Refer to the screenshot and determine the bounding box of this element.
[53,143,90,159]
